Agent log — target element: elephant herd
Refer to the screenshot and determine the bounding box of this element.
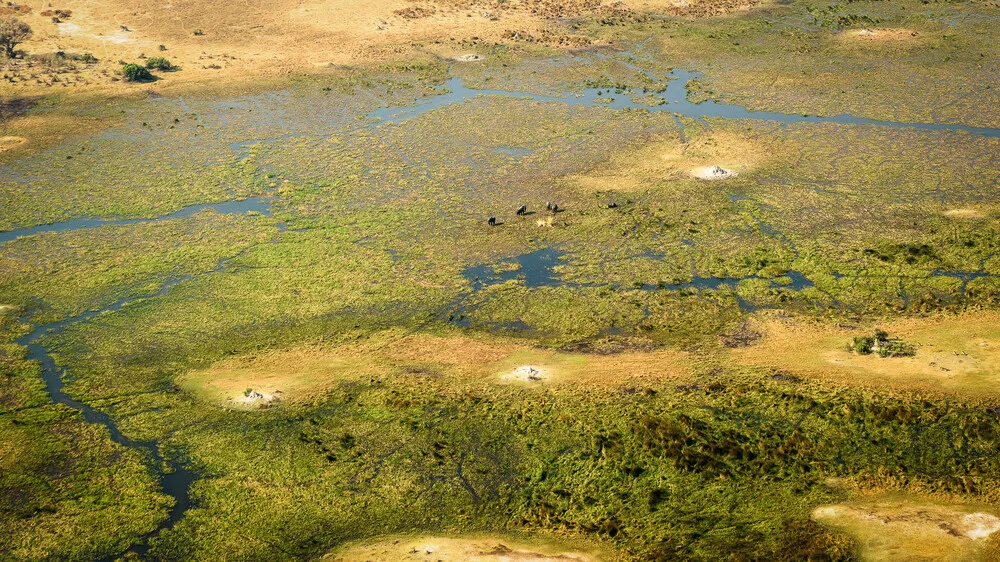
[488,202,560,227]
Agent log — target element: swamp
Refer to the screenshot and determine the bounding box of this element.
[3,0,1000,559]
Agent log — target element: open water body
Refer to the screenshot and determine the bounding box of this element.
[5,63,1000,558]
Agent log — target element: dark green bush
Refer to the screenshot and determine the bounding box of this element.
[145,56,172,70]
[121,63,152,82]
[852,335,874,355]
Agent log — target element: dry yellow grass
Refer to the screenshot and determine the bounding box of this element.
[845,28,922,42]
[733,312,1000,396]
[566,129,776,192]
[179,331,693,407]
[324,534,610,562]
[177,345,392,408]
[945,208,987,220]
[0,135,27,152]
[0,0,707,98]
[813,493,1000,561]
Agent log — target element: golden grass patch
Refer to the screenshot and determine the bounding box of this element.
[177,344,391,408]
[566,129,773,192]
[945,208,986,219]
[180,332,693,408]
[4,0,615,97]
[323,534,609,561]
[489,347,691,386]
[0,136,27,152]
[847,28,921,42]
[733,312,1000,396]
[813,493,1000,561]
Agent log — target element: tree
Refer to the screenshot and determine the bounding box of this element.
[0,17,31,58]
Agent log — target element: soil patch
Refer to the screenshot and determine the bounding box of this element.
[324,535,605,561]
[567,129,770,192]
[733,311,1000,396]
[690,164,737,180]
[0,136,28,152]
[850,28,920,42]
[813,494,1000,561]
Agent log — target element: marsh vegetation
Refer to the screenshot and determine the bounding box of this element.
[3,0,1000,560]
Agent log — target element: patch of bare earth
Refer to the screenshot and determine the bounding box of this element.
[813,495,1000,561]
[324,535,604,562]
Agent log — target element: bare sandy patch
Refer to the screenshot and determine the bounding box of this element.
[177,345,390,408]
[849,28,920,42]
[324,535,607,562]
[0,304,14,315]
[452,53,486,62]
[4,0,614,97]
[733,311,1000,396]
[690,164,737,180]
[628,0,767,17]
[0,136,28,153]
[813,494,1000,561]
[566,129,771,192]
[179,332,692,406]
[490,347,691,386]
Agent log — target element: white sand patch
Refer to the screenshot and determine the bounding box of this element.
[231,389,283,405]
[502,365,547,382]
[0,304,14,315]
[58,22,84,36]
[100,31,132,44]
[691,165,737,180]
[961,513,1000,540]
[452,54,485,62]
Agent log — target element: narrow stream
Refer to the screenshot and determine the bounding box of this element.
[0,197,272,245]
[368,69,1000,138]
[17,276,197,561]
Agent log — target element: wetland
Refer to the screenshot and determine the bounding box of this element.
[4,0,1000,560]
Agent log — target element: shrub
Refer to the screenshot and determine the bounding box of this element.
[158,44,167,51]
[145,56,172,70]
[121,63,153,82]
[852,335,874,354]
[877,341,916,358]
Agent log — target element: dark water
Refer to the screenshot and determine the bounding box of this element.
[460,247,816,314]
[0,197,272,245]
[17,278,197,561]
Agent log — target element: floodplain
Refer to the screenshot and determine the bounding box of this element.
[3,0,1000,560]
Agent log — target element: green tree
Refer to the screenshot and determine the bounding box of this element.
[0,17,32,58]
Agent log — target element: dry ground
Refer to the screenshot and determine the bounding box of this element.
[565,128,776,191]
[733,311,1000,397]
[813,493,1000,561]
[324,535,609,562]
[178,331,693,407]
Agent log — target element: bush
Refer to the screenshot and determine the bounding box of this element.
[877,340,916,358]
[145,56,172,70]
[121,63,153,82]
[852,335,874,355]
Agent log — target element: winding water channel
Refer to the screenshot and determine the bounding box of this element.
[5,63,1000,559]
